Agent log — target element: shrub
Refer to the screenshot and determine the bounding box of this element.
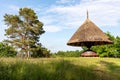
[0,42,17,57]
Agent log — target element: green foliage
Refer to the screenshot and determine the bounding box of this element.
[91,44,116,57]
[53,50,82,57]
[115,36,120,54]
[31,46,51,58]
[0,42,17,57]
[89,32,120,57]
[4,7,46,58]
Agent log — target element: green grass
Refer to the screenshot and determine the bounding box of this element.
[0,57,120,80]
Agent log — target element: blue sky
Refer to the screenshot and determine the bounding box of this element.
[0,0,120,52]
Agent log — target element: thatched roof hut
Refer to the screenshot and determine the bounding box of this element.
[67,11,113,57]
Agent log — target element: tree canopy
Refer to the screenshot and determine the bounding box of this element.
[4,8,46,58]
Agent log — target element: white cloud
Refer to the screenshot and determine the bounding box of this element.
[44,25,61,32]
[56,0,75,4]
[8,5,19,11]
[40,16,56,25]
[40,15,62,32]
[44,0,120,30]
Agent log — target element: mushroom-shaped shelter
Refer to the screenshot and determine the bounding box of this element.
[67,11,113,57]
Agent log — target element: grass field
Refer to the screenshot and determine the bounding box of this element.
[0,57,120,80]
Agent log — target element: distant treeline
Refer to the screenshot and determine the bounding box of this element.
[53,50,82,57]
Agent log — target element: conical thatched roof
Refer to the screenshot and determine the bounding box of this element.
[67,12,113,47]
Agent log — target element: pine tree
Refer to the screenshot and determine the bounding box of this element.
[4,8,45,58]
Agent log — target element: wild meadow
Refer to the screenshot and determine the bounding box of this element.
[0,57,120,80]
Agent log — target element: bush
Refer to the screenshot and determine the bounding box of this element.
[0,42,17,57]
[31,46,51,58]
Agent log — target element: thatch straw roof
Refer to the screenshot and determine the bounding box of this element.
[67,12,113,47]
